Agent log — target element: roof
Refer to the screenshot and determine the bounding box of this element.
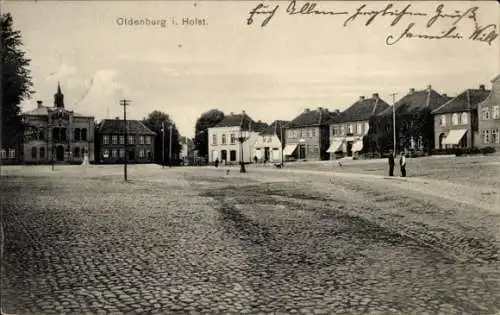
[432,88,491,114]
[378,87,449,117]
[24,106,93,118]
[213,112,268,132]
[259,120,291,135]
[333,95,390,123]
[289,108,338,128]
[99,119,156,135]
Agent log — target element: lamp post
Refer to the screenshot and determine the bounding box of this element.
[161,122,165,168]
[169,124,173,167]
[390,93,397,155]
[48,123,55,171]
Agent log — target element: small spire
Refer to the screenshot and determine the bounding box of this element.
[57,81,62,94]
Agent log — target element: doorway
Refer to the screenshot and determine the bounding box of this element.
[346,141,353,157]
[264,147,270,162]
[56,145,65,161]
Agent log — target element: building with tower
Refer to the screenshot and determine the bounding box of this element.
[21,83,95,164]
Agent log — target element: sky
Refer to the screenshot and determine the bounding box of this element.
[4,0,500,138]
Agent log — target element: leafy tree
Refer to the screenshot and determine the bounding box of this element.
[1,13,34,152]
[193,109,225,157]
[142,110,181,165]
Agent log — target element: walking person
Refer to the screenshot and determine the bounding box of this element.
[399,151,407,177]
[388,151,395,176]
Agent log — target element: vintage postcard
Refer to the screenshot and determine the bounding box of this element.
[1,0,499,314]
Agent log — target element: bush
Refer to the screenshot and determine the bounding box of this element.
[431,147,485,156]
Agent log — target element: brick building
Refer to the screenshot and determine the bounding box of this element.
[96,118,156,163]
[477,75,500,149]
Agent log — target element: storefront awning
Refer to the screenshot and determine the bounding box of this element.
[352,140,363,152]
[327,140,343,153]
[283,144,298,156]
[443,129,467,145]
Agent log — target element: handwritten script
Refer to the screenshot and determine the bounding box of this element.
[245,0,498,46]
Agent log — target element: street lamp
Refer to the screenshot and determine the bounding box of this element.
[280,123,285,167]
[238,129,246,173]
[48,123,55,171]
[120,99,131,181]
[161,122,165,169]
[390,93,397,155]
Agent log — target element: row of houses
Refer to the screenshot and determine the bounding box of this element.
[1,84,157,164]
[208,75,500,163]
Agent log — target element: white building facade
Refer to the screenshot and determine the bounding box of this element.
[208,126,259,164]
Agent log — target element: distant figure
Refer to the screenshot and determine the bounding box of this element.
[214,158,219,168]
[253,156,258,164]
[399,152,406,177]
[226,169,230,175]
[338,161,343,168]
[388,152,395,176]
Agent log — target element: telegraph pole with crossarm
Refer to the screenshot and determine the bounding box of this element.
[120,99,131,181]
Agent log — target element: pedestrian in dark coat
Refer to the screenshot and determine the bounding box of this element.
[388,152,395,176]
[399,152,407,177]
[214,158,219,168]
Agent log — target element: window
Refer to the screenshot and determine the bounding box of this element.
[112,149,118,158]
[39,147,45,159]
[222,134,227,145]
[0,149,6,159]
[307,129,312,137]
[139,149,145,158]
[212,134,217,145]
[230,134,236,144]
[119,149,125,158]
[482,108,490,120]
[103,149,109,158]
[439,115,446,127]
[139,136,145,145]
[493,106,500,119]
[128,135,135,145]
[452,113,459,125]
[267,136,272,143]
[364,122,369,134]
[312,129,317,137]
[230,150,237,161]
[120,136,125,145]
[357,123,362,134]
[74,128,81,141]
[112,135,118,144]
[103,135,109,145]
[288,130,295,138]
[492,129,499,144]
[31,147,37,159]
[81,129,87,141]
[145,136,151,145]
[482,130,490,144]
[460,112,468,124]
[348,124,353,134]
[74,147,80,158]
[9,149,16,159]
[61,128,67,142]
[331,128,336,136]
[340,126,345,135]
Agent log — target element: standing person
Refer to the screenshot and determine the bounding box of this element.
[388,151,395,176]
[214,158,219,168]
[399,152,407,177]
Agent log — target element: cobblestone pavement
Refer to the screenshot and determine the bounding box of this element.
[2,165,500,314]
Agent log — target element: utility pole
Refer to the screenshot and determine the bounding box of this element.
[280,123,284,167]
[120,99,130,181]
[162,122,165,169]
[390,93,397,155]
[169,124,173,167]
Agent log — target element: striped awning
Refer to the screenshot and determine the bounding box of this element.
[443,129,467,145]
[352,140,363,152]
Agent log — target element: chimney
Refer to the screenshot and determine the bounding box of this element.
[305,108,310,112]
[427,84,432,90]
[37,100,43,108]
[317,106,323,111]
[409,88,415,94]
[242,110,246,115]
[372,93,379,99]
[359,96,365,101]
[479,84,485,91]
[442,93,448,98]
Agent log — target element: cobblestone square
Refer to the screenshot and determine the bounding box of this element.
[2,160,500,314]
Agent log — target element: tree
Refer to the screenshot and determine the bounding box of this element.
[193,109,225,158]
[1,13,34,152]
[142,110,181,165]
